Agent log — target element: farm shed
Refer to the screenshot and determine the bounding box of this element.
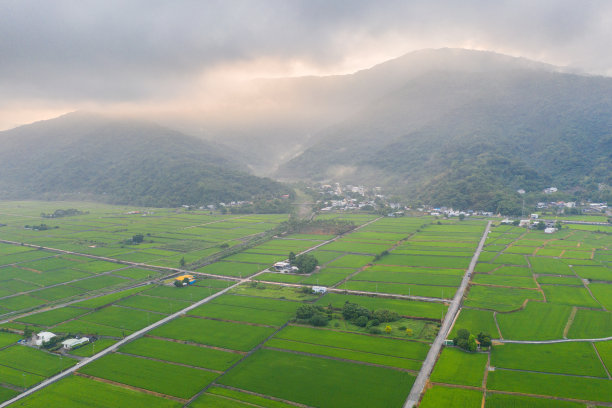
[62,337,89,350]
[34,331,56,346]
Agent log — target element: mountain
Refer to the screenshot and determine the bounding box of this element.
[0,112,289,207]
[170,48,562,175]
[274,49,612,211]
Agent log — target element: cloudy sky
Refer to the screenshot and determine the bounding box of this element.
[1,0,611,130]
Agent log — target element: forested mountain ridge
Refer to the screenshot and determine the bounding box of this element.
[0,112,290,207]
[276,51,612,211]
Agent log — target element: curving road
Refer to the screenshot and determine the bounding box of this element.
[403,221,492,408]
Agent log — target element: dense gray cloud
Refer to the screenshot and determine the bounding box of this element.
[1,0,611,128]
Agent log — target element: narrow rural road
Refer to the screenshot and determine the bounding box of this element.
[403,221,491,408]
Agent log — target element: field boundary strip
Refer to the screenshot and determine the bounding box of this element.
[496,336,612,344]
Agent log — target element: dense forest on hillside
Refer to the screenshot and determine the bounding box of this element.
[0,113,290,208]
[279,65,612,211]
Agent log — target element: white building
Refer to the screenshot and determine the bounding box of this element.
[273,261,290,271]
[312,286,327,294]
[530,214,539,219]
[34,331,56,346]
[544,227,558,234]
[62,337,89,350]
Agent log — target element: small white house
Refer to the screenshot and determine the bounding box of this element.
[312,286,327,294]
[34,331,56,346]
[62,337,89,350]
[519,219,531,227]
[530,214,539,219]
[544,227,558,234]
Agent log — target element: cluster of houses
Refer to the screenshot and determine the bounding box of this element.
[317,183,385,212]
[320,198,378,212]
[536,201,576,210]
[32,331,89,350]
[536,201,608,214]
[501,217,558,233]
[427,208,494,217]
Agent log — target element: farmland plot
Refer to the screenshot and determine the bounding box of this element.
[149,317,276,351]
[218,349,414,408]
[10,375,182,407]
[120,337,241,371]
[79,353,218,399]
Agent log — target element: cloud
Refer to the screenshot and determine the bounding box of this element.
[1,0,611,129]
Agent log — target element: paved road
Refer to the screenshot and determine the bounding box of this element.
[254,279,448,303]
[403,221,491,408]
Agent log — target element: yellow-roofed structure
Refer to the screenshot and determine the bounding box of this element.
[174,274,196,284]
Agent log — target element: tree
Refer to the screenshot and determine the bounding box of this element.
[173,280,183,288]
[536,221,546,230]
[182,277,190,286]
[373,309,398,322]
[293,253,318,274]
[454,328,471,350]
[295,304,328,327]
[385,325,392,334]
[355,316,369,327]
[309,313,328,327]
[296,304,316,319]
[179,257,186,267]
[467,334,478,352]
[477,332,492,349]
[132,234,144,243]
[288,251,296,264]
[455,329,470,341]
[342,302,370,321]
[459,213,465,221]
[23,325,33,339]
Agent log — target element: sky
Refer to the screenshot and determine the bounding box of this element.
[1,0,611,130]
